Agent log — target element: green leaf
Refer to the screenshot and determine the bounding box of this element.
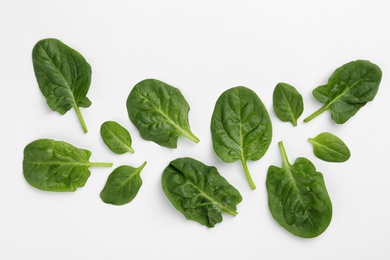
[126,79,199,148]
[304,60,382,124]
[273,82,304,126]
[266,141,332,238]
[23,139,112,192]
[100,162,146,206]
[100,121,134,154]
[32,38,92,133]
[211,86,272,190]
[162,157,242,228]
[308,132,350,162]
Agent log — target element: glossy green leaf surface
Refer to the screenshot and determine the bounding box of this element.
[100,162,146,205]
[23,139,112,192]
[266,141,332,238]
[211,86,272,190]
[126,79,199,148]
[100,121,134,154]
[32,38,92,133]
[273,82,303,126]
[308,132,350,162]
[304,60,382,124]
[162,157,242,228]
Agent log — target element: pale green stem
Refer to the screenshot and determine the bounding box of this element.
[90,162,113,167]
[278,141,290,167]
[241,159,257,190]
[223,208,238,216]
[183,130,200,144]
[74,106,88,133]
[303,104,328,123]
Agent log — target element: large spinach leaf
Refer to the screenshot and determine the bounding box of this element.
[308,132,350,162]
[211,86,272,190]
[266,141,332,238]
[162,157,242,228]
[32,38,92,133]
[126,79,199,148]
[100,121,134,154]
[23,139,112,192]
[273,82,303,126]
[304,60,382,124]
[100,162,146,205]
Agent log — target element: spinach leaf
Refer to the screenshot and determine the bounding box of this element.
[126,79,199,148]
[308,132,350,162]
[211,86,272,190]
[32,38,92,133]
[100,162,146,205]
[304,60,382,124]
[100,121,134,154]
[266,141,332,238]
[23,139,112,192]
[162,157,242,228]
[273,82,303,126]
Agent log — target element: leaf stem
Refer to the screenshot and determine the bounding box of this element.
[74,106,88,133]
[241,159,257,190]
[183,130,200,144]
[90,162,113,167]
[303,104,328,123]
[223,208,238,216]
[278,141,290,167]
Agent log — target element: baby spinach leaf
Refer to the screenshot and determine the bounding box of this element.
[308,132,350,162]
[32,38,92,133]
[304,60,382,124]
[266,141,332,238]
[23,139,112,192]
[273,82,303,126]
[100,121,134,154]
[100,162,146,206]
[211,86,272,190]
[162,157,242,228]
[126,79,199,148]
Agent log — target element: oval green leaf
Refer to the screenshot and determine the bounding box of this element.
[273,82,303,126]
[308,132,350,162]
[100,121,134,154]
[23,139,112,192]
[211,86,272,190]
[32,38,92,133]
[162,157,242,228]
[266,141,332,238]
[126,79,199,148]
[304,60,382,124]
[100,162,146,206]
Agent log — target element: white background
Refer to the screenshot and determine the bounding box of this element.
[1,1,389,259]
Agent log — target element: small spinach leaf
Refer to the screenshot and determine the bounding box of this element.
[211,86,272,190]
[308,132,350,162]
[23,139,112,192]
[162,157,242,228]
[304,60,382,124]
[100,162,146,205]
[32,38,92,133]
[273,82,303,126]
[126,79,199,148]
[266,141,332,238]
[100,121,134,154]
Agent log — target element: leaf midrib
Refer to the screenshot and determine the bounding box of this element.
[136,91,191,138]
[324,67,375,109]
[283,162,316,230]
[104,127,132,152]
[37,43,78,109]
